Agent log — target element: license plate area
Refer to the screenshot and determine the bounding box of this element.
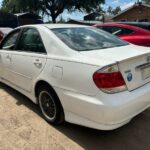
[141,66,150,80]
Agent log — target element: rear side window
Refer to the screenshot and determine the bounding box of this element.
[97,26,134,36]
[123,28,134,35]
[16,28,46,54]
[130,24,150,31]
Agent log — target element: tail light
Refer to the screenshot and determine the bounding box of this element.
[93,64,127,93]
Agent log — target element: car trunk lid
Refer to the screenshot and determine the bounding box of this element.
[80,45,150,91]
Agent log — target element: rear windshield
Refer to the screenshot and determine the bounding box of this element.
[51,27,128,51]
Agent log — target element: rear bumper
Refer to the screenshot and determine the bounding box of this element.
[55,82,150,130]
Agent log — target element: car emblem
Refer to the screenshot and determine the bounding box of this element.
[127,72,132,82]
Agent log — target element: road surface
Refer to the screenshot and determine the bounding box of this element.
[0,83,150,150]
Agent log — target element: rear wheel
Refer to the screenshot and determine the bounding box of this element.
[38,85,64,124]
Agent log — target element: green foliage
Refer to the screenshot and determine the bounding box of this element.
[1,0,105,23]
[107,6,113,15]
[113,6,121,15]
[142,0,150,4]
[58,15,66,23]
[1,0,40,14]
[107,6,121,15]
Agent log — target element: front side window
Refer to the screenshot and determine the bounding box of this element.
[97,26,122,35]
[105,26,124,36]
[52,27,128,51]
[1,29,20,50]
[17,28,46,54]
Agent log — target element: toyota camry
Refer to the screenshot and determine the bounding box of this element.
[0,24,150,130]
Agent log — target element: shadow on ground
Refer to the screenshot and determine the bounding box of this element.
[1,82,150,150]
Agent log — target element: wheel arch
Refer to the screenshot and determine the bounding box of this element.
[34,80,65,123]
[35,80,60,103]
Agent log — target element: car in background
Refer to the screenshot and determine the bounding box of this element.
[117,22,150,31]
[94,23,150,47]
[0,28,13,41]
[1,24,150,130]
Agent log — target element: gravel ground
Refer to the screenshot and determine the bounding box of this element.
[0,82,150,150]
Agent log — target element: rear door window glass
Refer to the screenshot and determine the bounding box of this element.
[16,28,46,54]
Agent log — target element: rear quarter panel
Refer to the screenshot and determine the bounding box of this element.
[35,58,101,96]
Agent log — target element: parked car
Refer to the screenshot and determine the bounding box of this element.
[1,24,150,130]
[94,23,150,47]
[0,28,13,41]
[117,22,150,31]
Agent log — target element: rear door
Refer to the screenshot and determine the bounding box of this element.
[9,28,47,92]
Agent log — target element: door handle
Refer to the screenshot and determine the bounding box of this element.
[33,59,42,66]
[6,55,11,60]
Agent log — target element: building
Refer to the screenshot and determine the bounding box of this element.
[84,12,101,21]
[66,12,112,25]
[15,12,43,26]
[66,19,102,26]
[0,12,43,28]
[0,11,18,28]
[84,12,113,22]
[112,2,150,22]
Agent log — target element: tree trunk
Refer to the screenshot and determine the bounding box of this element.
[51,15,56,23]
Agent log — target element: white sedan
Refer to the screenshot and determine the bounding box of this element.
[0,24,150,130]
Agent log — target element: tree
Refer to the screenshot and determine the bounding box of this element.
[39,0,105,23]
[107,6,121,15]
[142,0,150,4]
[112,6,121,15]
[1,0,16,13]
[1,0,40,14]
[1,0,105,23]
[58,15,65,23]
[107,6,113,15]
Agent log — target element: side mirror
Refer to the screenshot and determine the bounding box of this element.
[3,44,15,50]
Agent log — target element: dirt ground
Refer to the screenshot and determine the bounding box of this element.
[0,82,150,150]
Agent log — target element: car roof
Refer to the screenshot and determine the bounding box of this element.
[94,23,150,32]
[17,24,89,29]
[94,22,137,27]
[43,24,88,29]
[117,22,150,30]
[117,22,150,26]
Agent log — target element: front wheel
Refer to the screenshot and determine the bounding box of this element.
[38,85,64,125]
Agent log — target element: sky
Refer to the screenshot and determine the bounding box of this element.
[0,0,138,21]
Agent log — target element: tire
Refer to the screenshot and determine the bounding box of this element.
[37,85,64,125]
